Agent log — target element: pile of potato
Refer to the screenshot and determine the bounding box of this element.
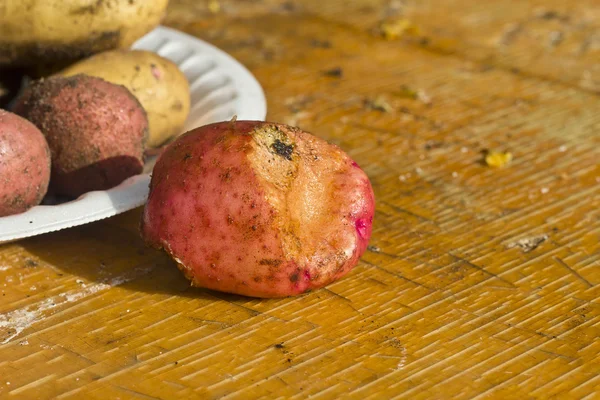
[0,0,190,215]
[0,0,377,298]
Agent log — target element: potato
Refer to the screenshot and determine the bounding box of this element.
[12,75,148,198]
[0,109,51,217]
[141,121,375,298]
[59,50,191,148]
[0,0,169,67]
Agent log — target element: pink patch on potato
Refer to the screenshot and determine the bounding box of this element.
[151,64,162,80]
[141,121,375,298]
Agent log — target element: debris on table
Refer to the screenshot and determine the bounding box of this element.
[367,245,381,253]
[284,111,312,127]
[393,85,432,105]
[484,150,513,168]
[398,172,412,182]
[379,18,419,40]
[548,30,564,47]
[498,22,522,46]
[507,234,548,253]
[395,85,418,99]
[208,0,221,14]
[323,67,343,78]
[310,39,332,48]
[534,9,569,22]
[424,140,444,150]
[416,90,432,106]
[284,95,314,126]
[284,95,314,113]
[365,95,393,112]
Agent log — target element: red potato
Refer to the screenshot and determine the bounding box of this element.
[141,121,375,298]
[0,109,51,217]
[12,75,148,198]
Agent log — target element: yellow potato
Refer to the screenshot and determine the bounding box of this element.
[0,0,169,67]
[60,50,191,148]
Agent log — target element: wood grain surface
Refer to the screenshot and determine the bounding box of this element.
[1,0,599,398]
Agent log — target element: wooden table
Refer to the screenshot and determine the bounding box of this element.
[1,1,599,398]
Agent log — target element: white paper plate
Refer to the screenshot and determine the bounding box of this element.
[0,26,267,243]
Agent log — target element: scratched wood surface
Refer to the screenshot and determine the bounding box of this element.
[1,0,599,398]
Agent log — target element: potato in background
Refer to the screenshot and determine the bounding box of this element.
[0,0,169,67]
[59,50,190,148]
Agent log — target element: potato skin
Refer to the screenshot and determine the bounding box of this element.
[141,121,375,298]
[12,75,148,198]
[0,109,51,217]
[0,0,169,67]
[59,50,191,148]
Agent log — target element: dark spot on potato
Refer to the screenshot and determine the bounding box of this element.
[70,0,105,15]
[290,273,299,283]
[259,259,282,266]
[253,276,262,282]
[251,225,257,231]
[220,169,232,181]
[183,153,192,161]
[271,139,294,160]
[274,343,285,349]
[210,263,216,268]
[171,101,183,111]
[66,79,79,88]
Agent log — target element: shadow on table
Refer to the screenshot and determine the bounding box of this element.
[16,209,253,305]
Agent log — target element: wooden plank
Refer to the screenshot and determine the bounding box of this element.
[0,1,599,399]
[167,0,600,92]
